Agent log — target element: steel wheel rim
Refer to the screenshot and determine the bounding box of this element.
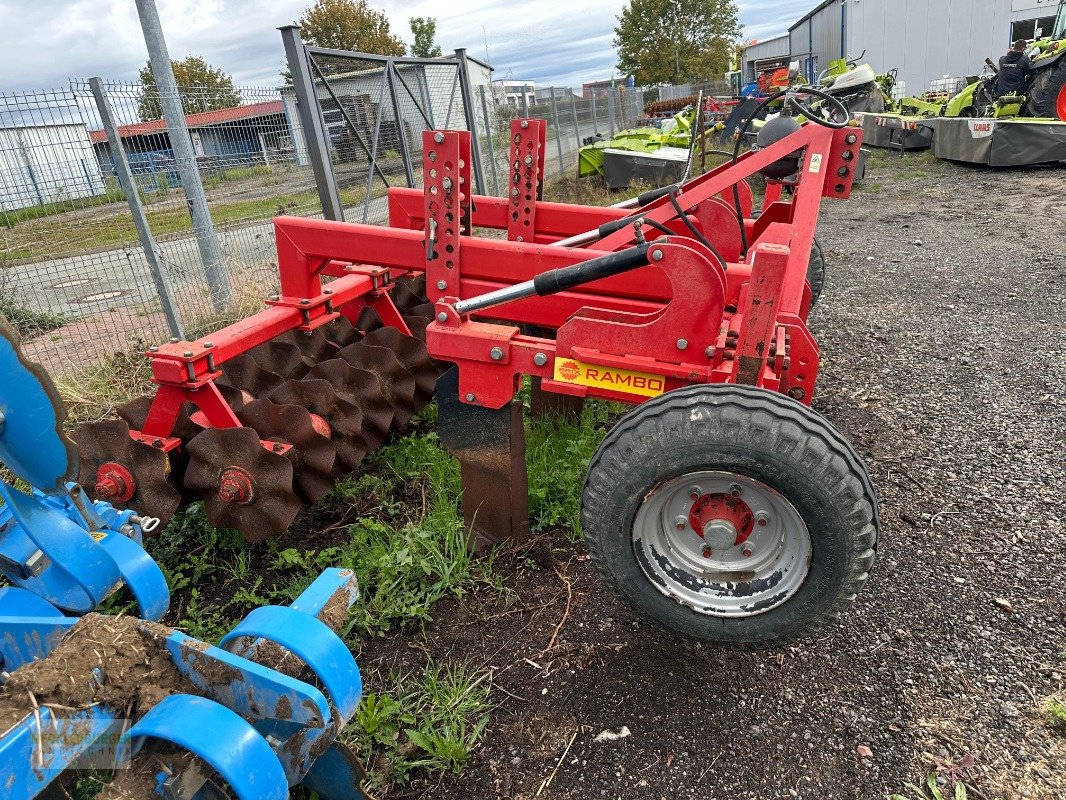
[631,470,812,618]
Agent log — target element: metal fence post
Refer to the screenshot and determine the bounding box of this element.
[454,49,487,195]
[479,85,500,195]
[134,0,230,311]
[521,91,530,118]
[89,77,185,341]
[549,91,565,176]
[569,93,582,150]
[279,24,345,222]
[590,91,598,134]
[386,61,416,188]
[607,89,617,137]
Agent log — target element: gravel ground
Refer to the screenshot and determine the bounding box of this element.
[387,151,1066,800]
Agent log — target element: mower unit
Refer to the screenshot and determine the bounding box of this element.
[68,105,878,645]
[0,317,367,799]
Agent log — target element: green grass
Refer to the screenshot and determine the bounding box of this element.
[525,400,617,539]
[1044,698,1066,735]
[890,773,969,800]
[352,661,491,785]
[0,186,365,263]
[0,294,67,337]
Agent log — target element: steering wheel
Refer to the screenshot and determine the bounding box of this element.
[785,87,851,129]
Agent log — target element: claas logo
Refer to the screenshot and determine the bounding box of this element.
[558,360,581,380]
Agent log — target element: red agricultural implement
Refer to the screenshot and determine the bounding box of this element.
[72,107,878,644]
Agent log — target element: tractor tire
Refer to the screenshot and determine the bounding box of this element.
[581,384,878,645]
[1027,58,1066,120]
[807,237,826,308]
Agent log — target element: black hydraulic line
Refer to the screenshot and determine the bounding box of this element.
[666,191,728,270]
[532,244,652,296]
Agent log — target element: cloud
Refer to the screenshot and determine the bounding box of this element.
[0,0,814,92]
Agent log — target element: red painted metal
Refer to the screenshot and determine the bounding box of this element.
[95,462,136,503]
[688,493,755,545]
[111,117,860,476]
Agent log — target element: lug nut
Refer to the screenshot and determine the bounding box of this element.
[742,546,753,558]
[674,516,687,531]
[756,512,769,527]
[729,483,742,497]
[688,486,701,500]
[702,546,712,558]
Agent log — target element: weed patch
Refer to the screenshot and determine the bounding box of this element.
[352,661,491,785]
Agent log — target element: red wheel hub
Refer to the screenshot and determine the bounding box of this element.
[218,467,256,505]
[688,492,755,546]
[1057,82,1066,123]
[95,462,136,503]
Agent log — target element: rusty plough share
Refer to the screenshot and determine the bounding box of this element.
[71,114,879,645]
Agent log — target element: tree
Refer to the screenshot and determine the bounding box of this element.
[137,56,241,122]
[298,0,406,55]
[614,0,740,85]
[409,17,443,58]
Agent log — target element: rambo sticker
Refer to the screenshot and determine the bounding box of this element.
[552,358,666,398]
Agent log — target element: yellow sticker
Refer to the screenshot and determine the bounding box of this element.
[89,531,108,542]
[553,358,666,398]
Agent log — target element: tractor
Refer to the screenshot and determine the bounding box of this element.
[945,2,1066,120]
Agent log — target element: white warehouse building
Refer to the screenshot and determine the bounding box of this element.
[745,0,1062,97]
[0,123,105,212]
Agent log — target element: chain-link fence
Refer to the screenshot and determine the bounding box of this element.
[0,80,324,375]
[0,42,653,377]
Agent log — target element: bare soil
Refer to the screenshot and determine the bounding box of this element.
[376,154,1066,800]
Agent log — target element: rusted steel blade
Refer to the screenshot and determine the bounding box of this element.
[72,418,181,529]
[184,427,300,542]
[361,326,439,410]
[403,303,435,341]
[219,354,285,401]
[247,339,315,380]
[322,315,361,349]
[237,398,336,504]
[336,342,417,429]
[307,358,394,453]
[390,278,425,312]
[267,378,368,473]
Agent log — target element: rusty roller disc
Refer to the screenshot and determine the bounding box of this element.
[391,279,426,313]
[354,306,385,336]
[307,358,394,453]
[116,396,202,505]
[321,315,360,349]
[274,328,337,363]
[219,354,284,400]
[403,303,435,341]
[237,398,336,504]
[72,418,181,529]
[267,378,367,473]
[247,339,315,380]
[117,395,202,443]
[183,427,300,542]
[336,342,417,429]
[361,326,439,409]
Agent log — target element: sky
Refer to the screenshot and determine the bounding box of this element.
[0,0,816,92]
